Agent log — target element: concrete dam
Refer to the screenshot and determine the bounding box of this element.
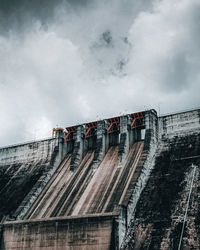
[0,108,200,249]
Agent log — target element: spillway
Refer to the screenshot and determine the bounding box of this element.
[1,109,200,249]
[23,141,144,220]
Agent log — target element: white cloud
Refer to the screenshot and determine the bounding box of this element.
[0,0,200,146]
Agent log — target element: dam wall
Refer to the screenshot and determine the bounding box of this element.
[121,108,200,249]
[0,110,158,249]
[1,108,200,249]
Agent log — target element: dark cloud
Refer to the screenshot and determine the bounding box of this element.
[0,0,199,147]
[0,0,91,34]
[0,0,89,14]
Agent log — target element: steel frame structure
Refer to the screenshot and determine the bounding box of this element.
[107,117,120,134]
[130,112,145,129]
[64,126,77,142]
[85,121,97,138]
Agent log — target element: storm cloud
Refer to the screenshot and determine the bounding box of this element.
[0,0,199,146]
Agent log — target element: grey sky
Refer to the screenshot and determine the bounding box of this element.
[0,0,199,146]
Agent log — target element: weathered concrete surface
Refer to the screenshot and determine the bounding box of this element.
[2,214,115,250]
[122,109,200,249]
[123,134,200,249]
[0,109,160,249]
[119,110,158,247]
[159,109,200,138]
[23,142,143,220]
[0,138,60,221]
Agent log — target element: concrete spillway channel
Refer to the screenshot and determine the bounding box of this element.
[1,140,147,250]
[23,142,143,219]
[0,109,160,249]
[24,155,72,219]
[73,142,144,216]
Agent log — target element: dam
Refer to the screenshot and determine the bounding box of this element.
[0,108,200,249]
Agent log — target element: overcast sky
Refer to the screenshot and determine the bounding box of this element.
[0,0,200,146]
